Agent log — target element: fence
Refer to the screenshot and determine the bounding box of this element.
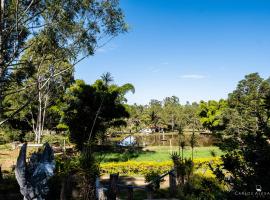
[99,168,177,200]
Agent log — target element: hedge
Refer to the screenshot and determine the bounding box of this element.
[100,158,220,176]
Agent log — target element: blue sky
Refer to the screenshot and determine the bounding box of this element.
[75,0,270,105]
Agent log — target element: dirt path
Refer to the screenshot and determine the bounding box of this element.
[100,175,170,189]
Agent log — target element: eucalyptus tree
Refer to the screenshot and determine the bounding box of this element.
[162,96,180,131]
[4,38,73,143]
[0,0,127,124]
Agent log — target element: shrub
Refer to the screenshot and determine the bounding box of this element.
[0,131,10,144]
[144,171,163,190]
[101,161,172,176]
[24,132,35,142]
[41,134,70,147]
[100,158,220,176]
[0,127,21,144]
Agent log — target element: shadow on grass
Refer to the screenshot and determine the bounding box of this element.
[100,176,148,199]
[93,145,156,162]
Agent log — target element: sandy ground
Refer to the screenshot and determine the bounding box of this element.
[0,147,19,171]
[100,175,170,188]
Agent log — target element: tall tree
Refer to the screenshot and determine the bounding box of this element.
[212,73,270,195]
[147,99,162,128]
[4,38,73,142]
[162,96,180,131]
[0,0,127,124]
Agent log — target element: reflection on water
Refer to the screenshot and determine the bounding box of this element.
[118,135,136,146]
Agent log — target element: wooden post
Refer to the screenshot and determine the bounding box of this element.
[169,139,172,153]
[169,171,176,195]
[108,173,119,200]
[63,139,66,155]
[0,166,2,181]
[127,185,133,200]
[146,185,153,199]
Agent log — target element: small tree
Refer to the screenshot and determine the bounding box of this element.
[190,132,197,161]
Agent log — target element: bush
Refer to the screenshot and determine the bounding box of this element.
[144,171,163,190]
[100,158,220,176]
[0,127,21,144]
[101,160,172,176]
[24,132,35,142]
[0,131,10,144]
[41,134,70,147]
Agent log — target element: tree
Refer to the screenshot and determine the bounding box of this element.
[198,99,227,131]
[182,102,202,130]
[0,0,127,124]
[4,37,74,143]
[212,73,270,195]
[126,104,144,132]
[190,131,196,161]
[162,96,180,131]
[147,99,162,129]
[61,77,134,150]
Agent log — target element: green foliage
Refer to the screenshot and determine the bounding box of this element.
[55,155,81,175]
[170,152,226,199]
[198,99,228,131]
[126,97,202,133]
[101,161,172,176]
[0,126,21,143]
[144,171,163,190]
[24,132,35,142]
[171,152,194,184]
[41,134,70,147]
[212,73,270,194]
[61,78,133,150]
[1,0,128,144]
[175,175,227,200]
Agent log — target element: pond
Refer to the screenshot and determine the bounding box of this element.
[117,133,215,147]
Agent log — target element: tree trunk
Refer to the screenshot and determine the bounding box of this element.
[0,0,4,121]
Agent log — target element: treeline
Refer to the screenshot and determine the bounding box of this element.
[125,97,202,133]
[122,91,224,135]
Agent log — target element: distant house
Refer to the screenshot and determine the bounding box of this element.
[139,128,152,134]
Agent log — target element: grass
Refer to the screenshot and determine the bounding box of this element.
[97,146,223,163]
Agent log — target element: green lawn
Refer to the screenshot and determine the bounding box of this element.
[97,146,223,163]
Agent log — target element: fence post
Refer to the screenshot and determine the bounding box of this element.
[146,185,153,199]
[108,173,119,200]
[0,166,2,181]
[169,171,176,195]
[63,139,66,155]
[127,185,133,200]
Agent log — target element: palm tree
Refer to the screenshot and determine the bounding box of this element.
[88,72,114,142]
[101,72,114,86]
